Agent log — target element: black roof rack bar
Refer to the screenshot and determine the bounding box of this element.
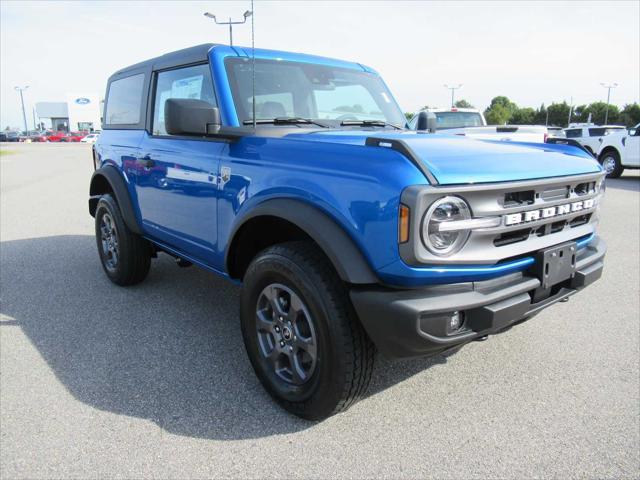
[365,137,438,184]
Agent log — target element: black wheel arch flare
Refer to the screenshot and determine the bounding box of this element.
[226,198,379,285]
[88,165,143,235]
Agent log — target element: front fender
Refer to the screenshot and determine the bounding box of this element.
[225,198,379,284]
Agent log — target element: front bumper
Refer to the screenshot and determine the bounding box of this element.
[350,237,606,359]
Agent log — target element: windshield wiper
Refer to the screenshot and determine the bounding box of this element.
[243,117,329,128]
[340,120,404,130]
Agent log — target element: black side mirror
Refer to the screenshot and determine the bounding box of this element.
[416,111,438,132]
[165,98,220,136]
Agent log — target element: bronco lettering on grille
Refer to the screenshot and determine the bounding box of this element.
[504,198,596,226]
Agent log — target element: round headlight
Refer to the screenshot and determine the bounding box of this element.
[421,196,471,256]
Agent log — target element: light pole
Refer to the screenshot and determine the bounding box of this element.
[14,86,29,134]
[567,96,573,127]
[444,84,462,108]
[600,82,618,125]
[204,10,252,45]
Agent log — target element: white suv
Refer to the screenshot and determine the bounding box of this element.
[564,124,626,156]
[597,123,640,177]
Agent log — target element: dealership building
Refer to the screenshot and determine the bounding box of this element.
[35,94,103,132]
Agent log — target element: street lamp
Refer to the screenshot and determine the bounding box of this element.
[204,10,252,45]
[600,82,618,125]
[444,84,462,108]
[14,86,29,134]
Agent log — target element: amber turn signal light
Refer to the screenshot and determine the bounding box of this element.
[398,204,410,243]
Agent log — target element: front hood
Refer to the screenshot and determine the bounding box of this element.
[284,130,602,185]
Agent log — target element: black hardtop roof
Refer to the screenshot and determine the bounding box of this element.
[111,43,219,79]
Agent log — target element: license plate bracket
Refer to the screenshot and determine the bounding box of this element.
[534,241,577,289]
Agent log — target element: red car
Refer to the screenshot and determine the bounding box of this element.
[59,132,87,142]
[45,131,67,142]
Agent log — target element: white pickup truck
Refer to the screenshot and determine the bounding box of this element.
[445,125,552,143]
[564,124,627,156]
[597,123,640,177]
[408,108,561,143]
[408,107,486,130]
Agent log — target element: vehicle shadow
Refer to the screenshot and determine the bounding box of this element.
[0,235,447,440]
[606,175,640,192]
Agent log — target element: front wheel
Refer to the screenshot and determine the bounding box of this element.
[600,150,623,178]
[240,241,375,420]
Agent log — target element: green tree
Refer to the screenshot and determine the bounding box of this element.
[534,103,547,125]
[577,101,620,124]
[620,103,640,127]
[485,105,511,125]
[454,99,474,108]
[546,102,571,127]
[510,107,536,125]
[405,112,415,121]
[484,96,518,125]
[568,104,588,126]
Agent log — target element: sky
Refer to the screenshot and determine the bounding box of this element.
[1,0,639,129]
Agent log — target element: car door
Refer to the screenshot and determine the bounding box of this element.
[135,63,225,266]
[624,127,640,166]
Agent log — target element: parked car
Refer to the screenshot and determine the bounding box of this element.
[546,126,566,138]
[90,44,606,420]
[564,124,626,155]
[60,132,87,142]
[440,125,550,143]
[81,133,100,144]
[408,107,487,130]
[30,132,49,142]
[45,131,67,142]
[596,123,640,177]
[19,131,48,142]
[1,131,21,142]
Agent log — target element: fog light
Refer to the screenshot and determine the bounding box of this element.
[446,311,465,335]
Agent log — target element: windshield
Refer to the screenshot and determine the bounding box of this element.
[225,58,406,128]
[434,112,484,130]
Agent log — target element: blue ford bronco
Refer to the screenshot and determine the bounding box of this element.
[90,44,606,419]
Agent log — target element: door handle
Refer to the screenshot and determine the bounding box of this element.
[137,155,155,169]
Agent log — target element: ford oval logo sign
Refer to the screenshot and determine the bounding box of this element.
[75,98,91,105]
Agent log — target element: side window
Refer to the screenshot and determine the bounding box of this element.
[152,64,216,136]
[105,74,145,125]
[565,129,582,138]
[589,128,605,137]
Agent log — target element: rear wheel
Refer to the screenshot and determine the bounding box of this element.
[600,150,623,178]
[240,241,375,420]
[95,194,151,286]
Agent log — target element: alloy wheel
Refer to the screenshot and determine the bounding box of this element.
[255,283,318,385]
[602,155,616,174]
[100,212,119,272]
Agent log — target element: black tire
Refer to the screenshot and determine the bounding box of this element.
[240,241,375,420]
[599,149,624,178]
[94,194,151,286]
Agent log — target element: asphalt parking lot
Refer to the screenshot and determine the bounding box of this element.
[1,142,638,479]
